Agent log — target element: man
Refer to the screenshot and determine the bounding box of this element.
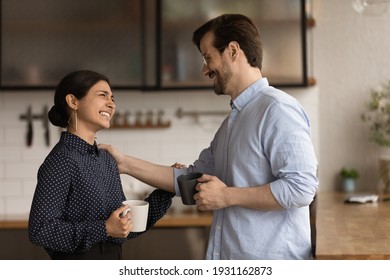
[100,14,318,259]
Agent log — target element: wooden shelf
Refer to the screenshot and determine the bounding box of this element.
[110,123,171,130]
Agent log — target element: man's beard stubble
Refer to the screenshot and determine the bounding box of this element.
[213,61,232,96]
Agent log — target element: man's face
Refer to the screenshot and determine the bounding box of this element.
[199,32,232,96]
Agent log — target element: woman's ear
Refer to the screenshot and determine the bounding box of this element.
[65,94,78,110]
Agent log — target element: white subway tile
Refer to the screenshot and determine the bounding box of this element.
[0,163,4,178]
[0,198,5,216]
[6,196,33,217]
[0,181,23,197]
[5,162,38,179]
[0,146,22,162]
[23,180,38,196]
[0,110,22,126]
[3,92,51,108]
[22,146,50,161]
[124,142,163,161]
[4,127,25,145]
[161,142,198,160]
[0,128,4,144]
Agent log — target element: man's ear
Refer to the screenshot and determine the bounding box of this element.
[228,41,240,59]
[65,94,78,110]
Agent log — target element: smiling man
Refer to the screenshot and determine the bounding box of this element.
[100,14,319,260]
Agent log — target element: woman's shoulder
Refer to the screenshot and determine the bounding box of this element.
[40,141,76,169]
[99,148,116,163]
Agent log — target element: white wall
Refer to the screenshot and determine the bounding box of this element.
[0,86,318,218]
[313,0,390,192]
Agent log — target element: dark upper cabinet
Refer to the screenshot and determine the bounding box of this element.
[0,0,311,90]
[158,0,311,89]
[1,0,144,89]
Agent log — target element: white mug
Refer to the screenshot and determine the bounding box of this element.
[121,200,149,232]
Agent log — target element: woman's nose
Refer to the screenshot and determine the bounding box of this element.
[108,100,116,109]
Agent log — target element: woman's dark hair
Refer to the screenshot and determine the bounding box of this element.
[48,70,110,128]
[192,14,263,70]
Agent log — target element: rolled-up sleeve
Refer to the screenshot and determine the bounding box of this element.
[265,101,318,209]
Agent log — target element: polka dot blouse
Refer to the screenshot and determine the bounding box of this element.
[28,132,174,257]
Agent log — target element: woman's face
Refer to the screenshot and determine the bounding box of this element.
[76,80,116,133]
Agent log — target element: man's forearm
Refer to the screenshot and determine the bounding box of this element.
[226,184,283,211]
[122,155,175,193]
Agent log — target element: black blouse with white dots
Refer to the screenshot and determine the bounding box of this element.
[28,132,174,257]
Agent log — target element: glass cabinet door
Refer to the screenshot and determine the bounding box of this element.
[159,0,307,88]
[1,0,142,88]
[0,0,308,90]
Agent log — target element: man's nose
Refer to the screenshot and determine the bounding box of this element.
[202,64,209,76]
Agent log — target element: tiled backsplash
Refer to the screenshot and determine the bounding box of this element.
[0,87,319,218]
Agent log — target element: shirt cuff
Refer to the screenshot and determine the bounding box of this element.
[173,168,187,197]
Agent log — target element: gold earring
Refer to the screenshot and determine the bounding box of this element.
[74,110,78,131]
[68,109,78,131]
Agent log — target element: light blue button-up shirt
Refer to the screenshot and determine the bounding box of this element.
[174,78,318,259]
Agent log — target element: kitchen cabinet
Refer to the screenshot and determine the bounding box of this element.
[1,0,144,89]
[159,0,312,89]
[0,227,209,260]
[0,211,212,260]
[0,0,312,90]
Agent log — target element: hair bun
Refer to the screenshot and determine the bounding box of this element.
[48,105,68,128]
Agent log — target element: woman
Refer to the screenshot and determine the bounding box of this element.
[28,70,174,260]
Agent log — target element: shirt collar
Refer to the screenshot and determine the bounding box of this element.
[230,78,269,111]
[61,131,100,156]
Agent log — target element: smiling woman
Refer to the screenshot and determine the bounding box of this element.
[28,70,175,260]
[68,84,115,142]
[57,71,116,144]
